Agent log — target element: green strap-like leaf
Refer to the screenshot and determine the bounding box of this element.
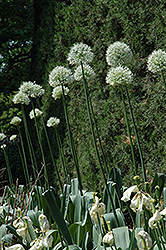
[43,189,74,245]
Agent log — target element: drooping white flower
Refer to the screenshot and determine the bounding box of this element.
[90,196,106,224]
[130,191,152,214]
[10,135,17,141]
[29,238,43,250]
[121,186,152,214]
[106,41,133,67]
[103,231,114,245]
[10,116,22,126]
[49,66,73,88]
[29,108,43,119]
[47,117,60,128]
[121,185,139,202]
[74,64,95,81]
[52,86,69,100]
[39,214,49,232]
[13,91,30,105]
[106,66,133,86]
[42,235,53,248]
[19,81,45,98]
[148,210,162,229]
[137,230,153,250]
[4,244,25,250]
[0,132,6,141]
[147,49,166,73]
[67,42,94,65]
[160,207,166,216]
[13,216,32,245]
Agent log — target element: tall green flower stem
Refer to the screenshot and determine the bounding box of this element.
[17,127,30,186]
[81,63,119,226]
[85,81,109,176]
[161,71,166,90]
[124,85,146,183]
[36,99,63,191]
[61,85,83,196]
[3,147,13,186]
[21,105,42,209]
[31,101,49,188]
[55,128,68,185]
[21,105,40,184]
[120,86,137,176]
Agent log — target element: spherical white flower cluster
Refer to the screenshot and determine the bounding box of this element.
[74,64,95,81]
[13,81,44,105]
[106,66,133,86]
[49,66,73,88]
[67,42,94,65]
[19,81,45,98]
[10,135,17,141]
[47,117,60,128]
[106,41,133,67]
[52,86,69,100]
[0,132,6,141]
[13,92,30,105]
[10,116,22,126]
[29,108,43,119]
[1,144,6,149]
[147,49,166,73]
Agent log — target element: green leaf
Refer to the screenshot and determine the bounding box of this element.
[63,245,82,250]
[112,226,130,250]
[150,173,165,198]
[61,184,71,219]
[43,189,74,245]
[103,208,125,229]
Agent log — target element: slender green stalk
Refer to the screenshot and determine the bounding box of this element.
[21,104,42,209]
[17,127,29,185]
[31,101,49,188]
[61,84,83,195]
[37,98,63,191]
[55,128,68,185]
[81,62,119,226]
[97,213,107,250]
[21,105,38,183]
[3,147,13,186]
[161,71,166,90]
[124,85,146,182]
[120,85,137,175]
[85,81,109,175]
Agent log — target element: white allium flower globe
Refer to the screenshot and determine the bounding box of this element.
[13,91,30,105]
[49,66,73,88]
[10,116,22,126]
[67,42,94,65]
[29,108,43,119]
[47,117,60,128]
[74,64,95,81]
[147,49,166,73]
[106,66,133,86]
[52,86,69,100]
[19,81,45,98]
[106,41,133,67]
[0,132,6,141]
